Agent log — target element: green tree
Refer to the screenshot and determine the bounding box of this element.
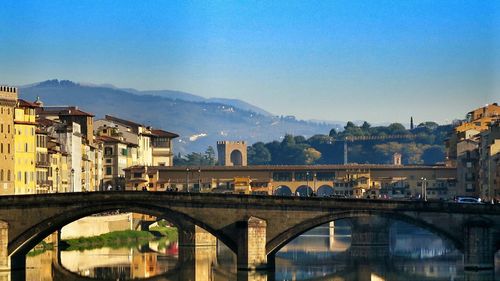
[328,128,337,137]
[248,142,271,165]
[304,147,321,164]
[418,121,439,130]
[421,146,445,164]
[387,123,407,134]
[361,121,371,131]
[204,146,216,165]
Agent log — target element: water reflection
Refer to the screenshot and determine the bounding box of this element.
[21,218,500,281]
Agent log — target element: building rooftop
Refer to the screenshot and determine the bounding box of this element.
[124,164,454,172]
[39,106,94,117]
[97,135,138,147]
[151,129,179,138]
[17,99,39,108]
[105,115,142,129]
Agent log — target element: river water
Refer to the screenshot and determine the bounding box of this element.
[23,219,500,281]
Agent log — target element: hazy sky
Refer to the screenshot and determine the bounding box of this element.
[1,0,499,124]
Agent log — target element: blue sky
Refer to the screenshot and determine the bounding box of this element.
[1,0,498,124]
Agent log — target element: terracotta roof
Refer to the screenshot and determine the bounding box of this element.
[40,106,94,117]
[59,107,94,117]
[105,115,142,128]
[151,129,179,138]
[97,135,138,147]
[17,99,39,108]
[37,117,56,127]
[125,164,454,172]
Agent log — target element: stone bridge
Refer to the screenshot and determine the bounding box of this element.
[0,192,499,279]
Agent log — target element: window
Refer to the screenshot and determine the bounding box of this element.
[273,172,292,181]
[18,172,21,181]
[295,172,313,181]
[104,147,113,155]
[106,167,112,175]
[0,170,3,181]
[121,148,127,156]
[0,143,3,154]
[0,124,3,133]
[133,172,142,178]
[25,143,28,152]
[7,170,10,181]
[7,144,9,154]
[25,172,28,184]
[105,158,112,164]
[316,172,335,181]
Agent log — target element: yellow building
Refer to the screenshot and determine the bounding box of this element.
[0,86,17,195]
[36,129,50,193]
[14,99,38,194]
[455,103,499,133]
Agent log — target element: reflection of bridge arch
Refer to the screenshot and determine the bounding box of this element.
[9,203,237,264]
[296,185,313,197]
[53,257,181,281]
[274,185,292,196]
[267,211,466,257]
[316,185,334,197]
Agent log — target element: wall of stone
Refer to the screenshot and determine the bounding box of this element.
[61,213,133,239]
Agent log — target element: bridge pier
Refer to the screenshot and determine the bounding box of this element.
[236,217,268,271]
[349,216,391,259]
[178,222,218,281]
[463,220,494,271]
[0,221,8,272]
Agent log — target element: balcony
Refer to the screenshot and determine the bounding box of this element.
[36,161,51,168]
[37,180,53,187]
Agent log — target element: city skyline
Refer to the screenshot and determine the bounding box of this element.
[1,0,499,124]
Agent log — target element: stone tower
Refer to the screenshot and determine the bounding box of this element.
[217,141,247,166]
[0,86,18,195]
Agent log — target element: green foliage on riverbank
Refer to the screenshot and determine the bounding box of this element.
[63,230,155,251]
[149,226,178,241]
[27,241,53,257]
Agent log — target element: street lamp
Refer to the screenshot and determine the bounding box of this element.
[186,168,190,192]
[71,168,75,192]
[313,172,317,196]
[306,171,310,197]
[198,168,201,192]
[55,167,59,193]
[420,177,427,201]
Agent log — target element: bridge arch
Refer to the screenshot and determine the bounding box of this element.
[316,185,334,197]
[9,202,237,260]
[266,210,465,256]
[273,185,292,196]
[296,185,313,197]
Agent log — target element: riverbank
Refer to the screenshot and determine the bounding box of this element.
[62,226,178,251]
[29,226,178,255]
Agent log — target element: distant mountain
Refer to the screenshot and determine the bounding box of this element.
[133,90,273,117]
[77,83,275,117]
[20,80,337,154]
